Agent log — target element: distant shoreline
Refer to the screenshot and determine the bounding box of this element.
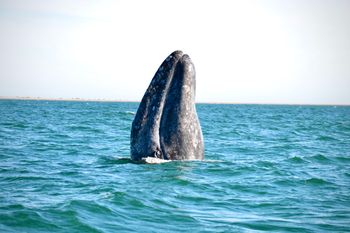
[0,96,349,106]
[0,96,138,103]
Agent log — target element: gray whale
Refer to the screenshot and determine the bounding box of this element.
[130,50,204,161]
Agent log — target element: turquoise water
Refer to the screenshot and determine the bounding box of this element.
[0,100,349,232]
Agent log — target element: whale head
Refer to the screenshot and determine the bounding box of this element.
[130,50,204,161]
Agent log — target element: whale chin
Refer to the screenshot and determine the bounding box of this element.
[130,50,204,161]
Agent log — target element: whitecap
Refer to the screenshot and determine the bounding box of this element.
[141,157,171,164]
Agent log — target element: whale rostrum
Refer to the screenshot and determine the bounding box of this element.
[130,50,204,161]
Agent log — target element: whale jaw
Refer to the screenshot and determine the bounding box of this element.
[130,51,204,161]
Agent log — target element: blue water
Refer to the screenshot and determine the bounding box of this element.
[0,100,349,232]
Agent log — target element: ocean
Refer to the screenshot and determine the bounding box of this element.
[0,100,349,232]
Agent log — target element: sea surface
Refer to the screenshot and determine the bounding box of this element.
[0,100,349,232]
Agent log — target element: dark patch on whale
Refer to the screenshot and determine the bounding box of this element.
[130,50,204,161]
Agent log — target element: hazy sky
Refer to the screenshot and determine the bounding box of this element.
[1,0,349,104]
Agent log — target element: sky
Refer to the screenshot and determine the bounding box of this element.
[0,0,349,105]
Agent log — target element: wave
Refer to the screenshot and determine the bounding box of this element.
[304,177,333,186]
[287,156,307,164]
[97,156,135,165]
[317,135,338,141]
[334,156,350,162]
[117,111,136,115]
[125,111,136,115]
[309,154,331,163]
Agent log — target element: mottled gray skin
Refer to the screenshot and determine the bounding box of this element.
[130,51,204,161]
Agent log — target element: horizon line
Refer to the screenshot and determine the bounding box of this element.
[0,96,349,107]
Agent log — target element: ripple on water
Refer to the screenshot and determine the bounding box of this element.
[304,177,334,186]
[334,156,350,163]
[308,154,331,163]
[287,156,308,164]
[0,204,61,232]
